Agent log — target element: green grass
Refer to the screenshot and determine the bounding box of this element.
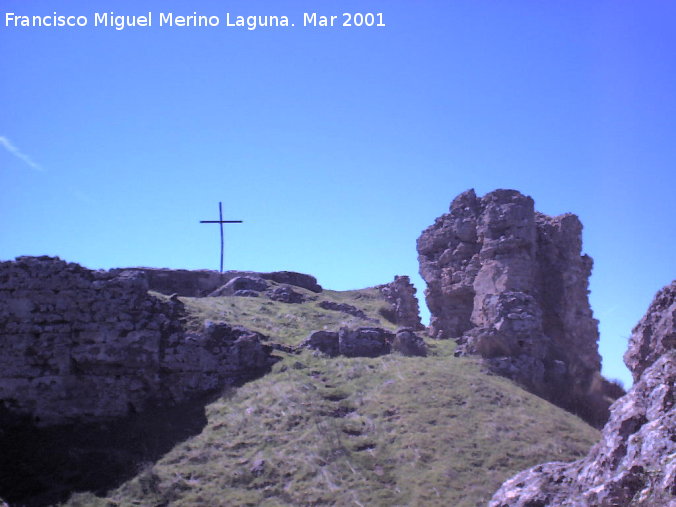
[66,287,599,506]
[70,349,597,507]
[164,286,397,346]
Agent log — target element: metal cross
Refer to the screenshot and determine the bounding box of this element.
[200,202,243,273]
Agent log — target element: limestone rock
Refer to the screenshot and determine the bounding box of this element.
[338,327,394,358]
[301,330,340,357]
[266,285,306,303]
[0,257,276,426]
[112,267,322,297]
[489,281,676,507]
[318,300,372,320]
[417,189,608,424]
[209,276,269,296]
[624,281,676,382]
[392,328,427,357]
[301,327,426,359]
[378,276,424,329]
[261,271,322,293]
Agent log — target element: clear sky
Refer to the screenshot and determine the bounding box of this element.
[1,0,674,388]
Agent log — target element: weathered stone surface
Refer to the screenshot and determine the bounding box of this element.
[392,327,427,357]
[301,330,340,357]
[209,276,269,297]
[266,285,307,303]
[624,281,676,382]
[490,281,676,507]
[318,300,372,320]
[338,327,394,358]
[262,271,322,293]
[0,257,276,426]
[417,189,609,424]
[113,267,322,297]
[378,276,424,329]
[301,326,426,359]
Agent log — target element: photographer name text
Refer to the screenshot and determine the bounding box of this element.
[3,12,386,31]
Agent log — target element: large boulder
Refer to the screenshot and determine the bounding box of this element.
[338,327,394,358]
[301,330,340,357]
[417,189,609,424]
[392,327,427,357]
[489,281,676,506]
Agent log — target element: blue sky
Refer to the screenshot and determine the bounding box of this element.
[1,0,674,387]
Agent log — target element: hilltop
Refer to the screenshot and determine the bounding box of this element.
[0,256,599,506]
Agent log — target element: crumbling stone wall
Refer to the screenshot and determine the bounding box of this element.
[417,189,609,423]
[490,281,676,506]
[378,275,424,330]
[0,256,274,426]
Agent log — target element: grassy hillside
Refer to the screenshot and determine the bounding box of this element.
[64,288,599,506]
[171,285,398,345]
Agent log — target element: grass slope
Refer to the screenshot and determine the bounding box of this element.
[175,286,397,345]
[65,288,599,506]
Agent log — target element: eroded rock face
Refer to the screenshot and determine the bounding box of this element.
[417,189,607,423]
[490,281,676,507]
[378,276,424,330]
[0,256,276,426]
[624,282,676,382]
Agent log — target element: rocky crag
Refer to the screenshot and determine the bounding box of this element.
[490,280,675,506]
[0,256,277,426]
[417,189,617,425]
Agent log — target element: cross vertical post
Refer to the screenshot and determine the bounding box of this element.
[219,201,224,273]
[200,202,243,273]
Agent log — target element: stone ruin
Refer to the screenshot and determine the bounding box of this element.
[490,280,675,506]
[417,189,617,425]
[0,256,277,426]
[378,275,425,330]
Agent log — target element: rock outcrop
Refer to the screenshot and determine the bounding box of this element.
[490,281,676,506]
[0,256,276,426]
[266,285,307,303]
[112,267,322,297]
[378,276,424,329]
[208,275,270,296]
[301,326,427,358]
[624,282,676,382]
[417,189,610,424]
